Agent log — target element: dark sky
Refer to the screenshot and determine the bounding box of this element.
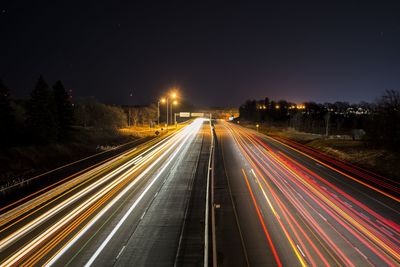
[1,1,400,107]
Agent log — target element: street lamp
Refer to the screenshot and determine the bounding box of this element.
[256,124,259,132]
[172,100,178,125]
[169,92,177,125]
[160,91,179,129]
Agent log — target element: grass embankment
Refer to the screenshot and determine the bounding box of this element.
[242,122,400,180]
[119,123,185,138]
[0,123,189,188]
[0,126,141,187]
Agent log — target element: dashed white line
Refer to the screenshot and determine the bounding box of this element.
[115,246,126,260]
[296,244,306,257]
[318,213,327,222]
[354,247,368,260]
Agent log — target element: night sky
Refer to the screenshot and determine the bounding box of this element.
[1,1,400,107]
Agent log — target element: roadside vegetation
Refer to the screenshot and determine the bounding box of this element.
[0,77,150,186]
[238,90,400,180]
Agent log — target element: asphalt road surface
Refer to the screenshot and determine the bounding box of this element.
[0,119,210,267]
[1,118,399,267]
[214,120,399,267]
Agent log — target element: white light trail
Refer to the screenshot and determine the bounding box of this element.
[45,119,203,267]
[1,120,202,266]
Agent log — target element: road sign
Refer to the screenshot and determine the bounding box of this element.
[191,112,204,117]
[180,112,190,117]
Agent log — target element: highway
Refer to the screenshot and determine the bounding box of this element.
[0,119,210,266]
[214,120,400,267]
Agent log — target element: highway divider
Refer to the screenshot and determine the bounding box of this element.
[204,117,217,267]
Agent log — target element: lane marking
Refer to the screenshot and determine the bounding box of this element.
[41,120,203,266]
[115,246,126,260]
[241,169,283,267]
[219,128,250,267]
[83,121,202,267]
[297,244,306,258]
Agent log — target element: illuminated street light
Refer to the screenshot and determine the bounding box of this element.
[256,124,259,132]
[171,100,178,124]
[275,105,280,109]
[160,89,180,128]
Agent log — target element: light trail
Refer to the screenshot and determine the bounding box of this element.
[223,121,400,266]
[0,137,163,230]
[241,169,283,267]
[265,135,400,202]
[249,168,307,267]
[82,120,203,267]
[0,119,204,266]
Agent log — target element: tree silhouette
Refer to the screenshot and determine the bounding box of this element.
[0,80,16,146]
[26,76,58,144]
[53,80,74,140]
[367,90,400,150]
[74,97,127,130]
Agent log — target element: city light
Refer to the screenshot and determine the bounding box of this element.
[296,104,305,109]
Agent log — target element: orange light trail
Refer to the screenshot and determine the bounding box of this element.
[223,121,400,266]
[241,169,283,267]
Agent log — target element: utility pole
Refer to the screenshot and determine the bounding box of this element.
[166,98,169,129]
[171,101,173,125]
[174,112,179,126]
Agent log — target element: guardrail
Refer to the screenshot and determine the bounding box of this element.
[204,117,217,267]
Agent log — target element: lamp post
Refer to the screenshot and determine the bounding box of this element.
[166,97,169,127]
[172,100,178,124]
[160,91,178,130]
[167,93,177,126]
[171,100,177,124]
[174,113,178,127]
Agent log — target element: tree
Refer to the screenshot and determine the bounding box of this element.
[0,80,16,146]
[239,100,257,120]
[74,97,126,130]
[376,90,400,149]
[53,81,74,140]
[26,76,58,144]
[131,107,140,126]
[145,104,157,125]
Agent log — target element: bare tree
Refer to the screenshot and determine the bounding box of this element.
[131,108,140,126]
